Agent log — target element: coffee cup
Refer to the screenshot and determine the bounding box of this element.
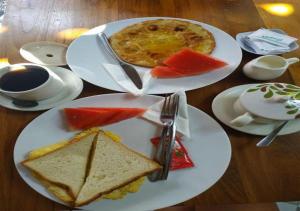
[231,98,278,127]
[0,63,64,101]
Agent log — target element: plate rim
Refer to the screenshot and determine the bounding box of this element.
[13,92,232,210]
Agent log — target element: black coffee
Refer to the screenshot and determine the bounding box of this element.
[0,65,49,92]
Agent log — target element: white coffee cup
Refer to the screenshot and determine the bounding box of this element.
[231,98,278,127]
[230,83,300,127]
[0,63,64,101]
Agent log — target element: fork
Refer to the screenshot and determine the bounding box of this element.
[149,94,180,181]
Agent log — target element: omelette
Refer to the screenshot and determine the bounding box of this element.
[109,19,215,67]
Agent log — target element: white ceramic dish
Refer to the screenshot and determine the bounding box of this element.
[20,41,68,66]
[212,84,300,135]
[0,63,65,101]
[0,66,83,111]
[243,55,299,80]
[236,29,299,55]
[14,93,231,211]
[66,17,242,94]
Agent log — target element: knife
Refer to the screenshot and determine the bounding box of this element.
[97,32,143,89]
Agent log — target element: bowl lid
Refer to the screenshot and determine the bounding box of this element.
[239,83,300,120]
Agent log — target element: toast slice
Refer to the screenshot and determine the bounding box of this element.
[22,131,98,199]
[75,132,161,207]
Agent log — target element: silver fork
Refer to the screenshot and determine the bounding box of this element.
[149,94,180,181]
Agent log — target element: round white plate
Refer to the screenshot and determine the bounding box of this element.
[66,17,242,94]
[0,67,83,111]
[236,29,299,55]
[212,84,300,135]
[14,93,231,211]
[20,41,68,66]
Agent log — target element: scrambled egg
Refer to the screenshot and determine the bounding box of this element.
[28,127,145,201]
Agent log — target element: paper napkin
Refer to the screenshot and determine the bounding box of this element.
[244,28,298,54]
[142,90,190,138]
[102,63,152,96]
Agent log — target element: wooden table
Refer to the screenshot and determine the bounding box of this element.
[0,0,300,210]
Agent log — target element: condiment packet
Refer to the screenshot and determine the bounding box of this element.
[244,38,289,54]
[142,90,190,138]
[150,136,194,171]
[245,28,298,54]
[247,28,297,47]
[102,63,152,96]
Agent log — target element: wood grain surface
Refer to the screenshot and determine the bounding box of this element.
[0,1,299,211]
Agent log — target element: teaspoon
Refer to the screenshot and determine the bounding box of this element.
[256,120,289,147]
[12,98,39,107]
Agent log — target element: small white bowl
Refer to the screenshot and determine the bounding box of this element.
[0,63,64,101]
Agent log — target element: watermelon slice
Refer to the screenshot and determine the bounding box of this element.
[151,48,228,78]
[151,66,186,78]
[64,107,146,130]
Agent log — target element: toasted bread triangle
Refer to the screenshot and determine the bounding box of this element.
[75,132,161,207]
[22,132,98,199]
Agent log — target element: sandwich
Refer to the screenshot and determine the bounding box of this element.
[22,131,97,201]
[22,129,161,207]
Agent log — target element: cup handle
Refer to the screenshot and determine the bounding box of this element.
[268,95,291,103]
[286,57,300,65]
[230,112,254,127]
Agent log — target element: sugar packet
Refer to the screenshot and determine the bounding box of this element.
[247,28,297,47]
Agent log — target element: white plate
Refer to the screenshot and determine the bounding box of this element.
[236,29,299,55]
[0,66,83,111]
[66,17,242,94]
[212,84,300,135]
[14,93,231,211]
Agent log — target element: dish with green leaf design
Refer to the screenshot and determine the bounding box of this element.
[239,83,300,121]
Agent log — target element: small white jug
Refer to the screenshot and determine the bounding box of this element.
[243,55,299,80]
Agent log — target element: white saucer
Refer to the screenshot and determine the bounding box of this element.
[0,66,83,111]
[20,41,68,66]
[212,84,300,136]
[236,29,299,55]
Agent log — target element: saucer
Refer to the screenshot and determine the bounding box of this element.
[236,29,299,55]
[0,66,83,111]
[212,84,300,135]
[20,41,68,66]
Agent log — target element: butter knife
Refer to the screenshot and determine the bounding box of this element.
[98,32,143,89]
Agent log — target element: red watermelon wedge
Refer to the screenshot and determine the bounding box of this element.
[151,66,186,78]
[64,107,146,130]
[151,48,228,78]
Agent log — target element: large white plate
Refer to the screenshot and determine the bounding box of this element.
[14,94,231,211]
[66,17,242,94]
